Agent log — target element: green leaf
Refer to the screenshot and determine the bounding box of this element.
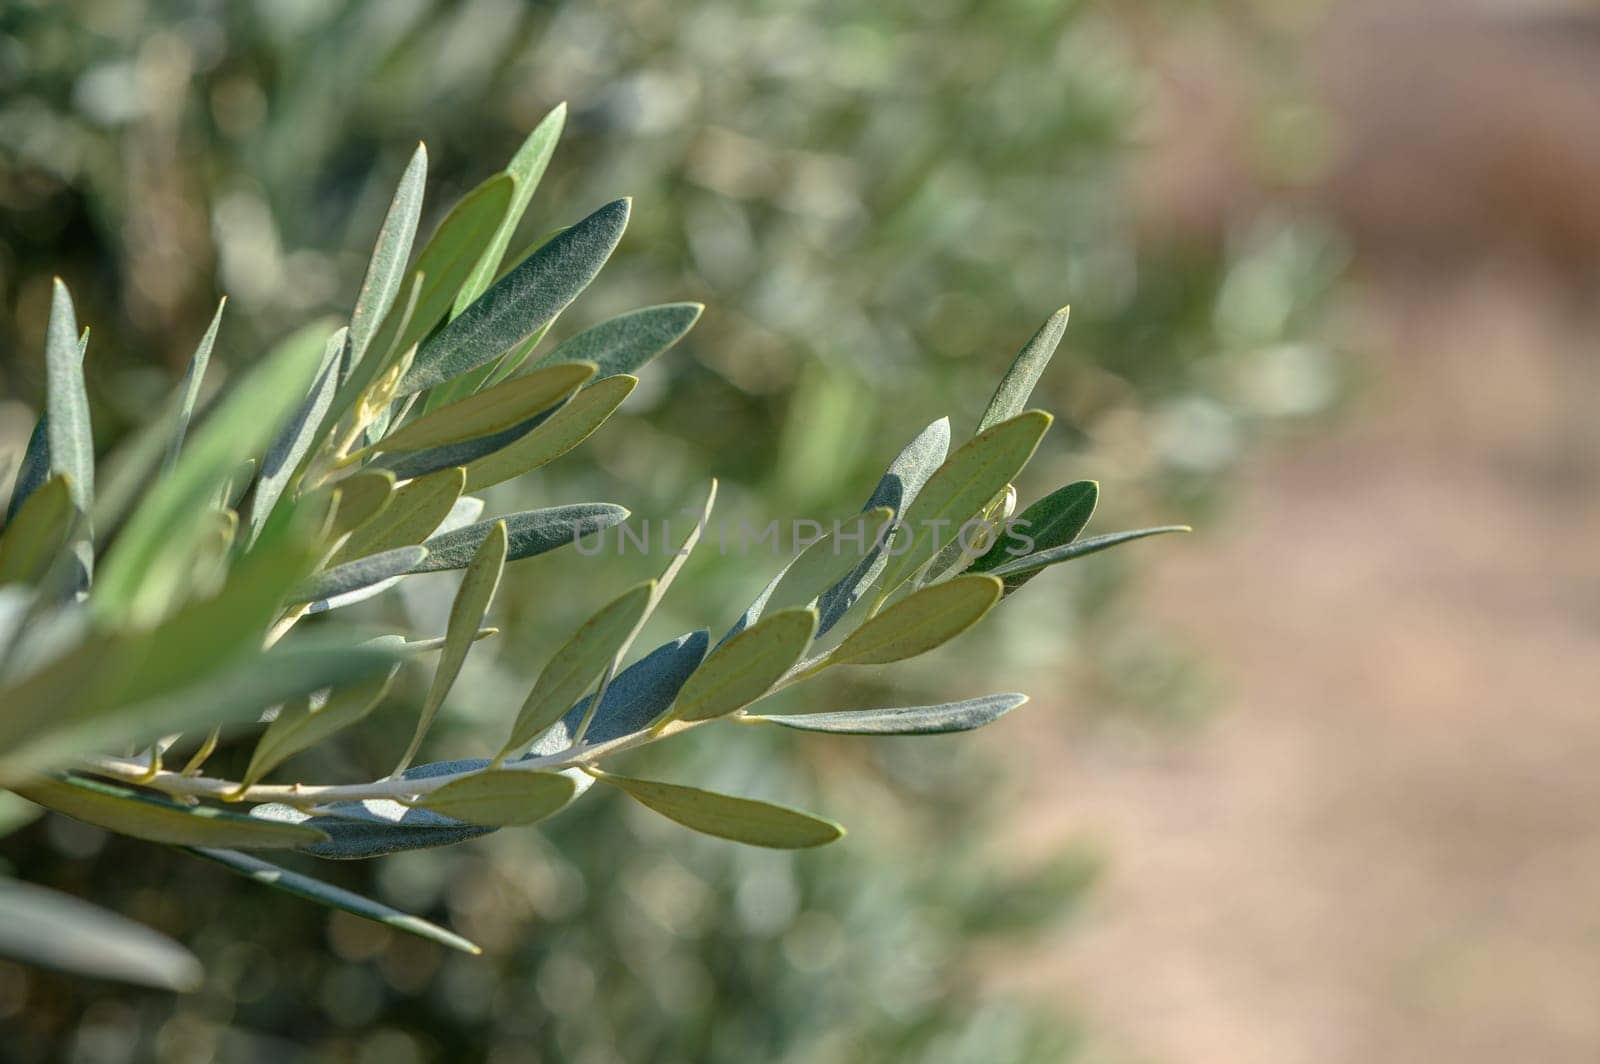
[462,374,637,492]
[399,198,631,395]
[985,525,1191,584]
[44,282,92,580]
[96,320,332,623]
[528,302,703,379]
[325,469,396,536]
[330,466,464,565]
[412,770,576,826]
[187,847,480,955]
[412,503,628,573]
[875,411,1052,597]
[501,580,655,754]
[246,327,347,541]
[0,476,75,587]
[669,607,816,723]
[349,143,427,371]
[240,667,400,789]
[5,415,50,523]
[970,480,1097,577]
[0,877,203,991]
[371,361,594,454]
[15,776,328,849]
[596,772,844,849]
[752,693,1028,734]
[766,508,894,615]
[831,574,1002,666]
[453,102,566,315]
[163,297,226,473]
[395,520,507,773]
[290,545,428,604]
[977,306,1070,433]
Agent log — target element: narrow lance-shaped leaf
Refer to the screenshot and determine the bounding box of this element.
[412,770,576,827]
[324,469,396,537]
[289,545,428,604]
[528,302,703,380]
[370,361,594,454]
[970,480,1098,576]
[239,666,400,790]
[874,411,1052,599]
[595,771,845,849]
[15,776,327,849]
[0,878,203,991]
[985,525,1191,584]
[667,607,816,723]
[830,573,1002,666]
[412,502,628,573]
[462,373,637,492]
[501,580,655,756]
[187,848,480,955]
[536,629,709,751]
[0,476,75,587]
[44,283,92,582]
[752,692,1029,735]
[399,197,631,395]
[5,415,49,523]
[330,466,464,565]
[394,520,507,774]
[765,507,894,616]
[163,297,226,472]
[348,143,427,372]
[247,327,347,541]
[976,305,1070,433]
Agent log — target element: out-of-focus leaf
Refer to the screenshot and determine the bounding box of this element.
[0,791,42,838]
[246,328,346,541]
[348,144,427,371]
[461,374,636,492]
[831,574,1002,666]
[5,416,50,523]
[15,776,327,849]
[986,525,1191,586]
[502,580,655,755]
[875,411,1051,596]
[529,302,702,380]
[0,476,75,587]
[0,878,203,991]
[91,391,184,535]
[372,362,593,453]
[976,306,1070,433]
[399,198,630,395]
[44,282,92,581]
[970,480,1097,577]
[163,297,226,473]
[187,847,480,954]
[753,693,1028,734]
[596,772,844,849]
[413,770,576,826]
[331,466,464,567]
[454,102,566,315]
[412,503,627,572]
[96,320,332,623]
[669,607,816,723]
[239,667,400,789]
[816,417,951,635]
[395,520,506,773]
[290,545,427,603]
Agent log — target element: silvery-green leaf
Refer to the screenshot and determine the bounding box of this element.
[291,545,427,604]
[0,878,202,990]
[816,417,950,635]
[976,306,1070,433]
[5,415,50,523]
[537,629,708,751]
[413,503,628,573]
[399,198,631,395]
[0,790,42,838]
[413,770,576,826]
[502,580,655,755]
[462,374,636,492]
[528,302,702,380]
[330,466,465,566]
[371,362,594,454]
[15,776,327,849]
[668,607,816,723]
[96,320,333,623]
[752,693,1028,735]
[596,772,844,849]
[765,508,893,617]
[187,847,479,954]
[325,469,396,536]
[875,411,1052,597]
[163,297,226,472]
[348,144,427,372]
[0,476,75,587]
[92,391,185,534]
[830,574,1002,666]
[246,328,346,542]
[395,520,506,773]
[986,525,1191,585]
[970,480,1097,573]
[240,666,400,789]
[44,282,92,581]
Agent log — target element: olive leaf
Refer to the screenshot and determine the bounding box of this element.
[0,877,202,991]
[461,373,637,492]
[595,772,844,849]
[752,693,1028,735]
[528,302,703,380]
[667,607,817,723]
[985,525,1191,585]
[239,666,400,789]
[290,545,428,604]
[830,574,1002,666]
[412,770,576,826]
[976,305,1070,433]
[412,502,628,572]
[330,466,464,564]
[348,143,427,371]
[970,479,1098,576]
[370,362,594,454]
[0,476,75,588]
[163,297,226,472]
[16,776,327,849]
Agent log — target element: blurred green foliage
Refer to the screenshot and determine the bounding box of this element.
[0,0,1339,1060]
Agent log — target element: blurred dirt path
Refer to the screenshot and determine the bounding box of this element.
[1004,276,1600,1063]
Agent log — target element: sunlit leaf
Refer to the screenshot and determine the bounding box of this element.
[412,502,628,572]
[16,776,328,849]
[371,362,594,453]
[290,545,427,604]
[163,297,226,472]
[596,772,844,849]
[970,480,1097,573]
[830,574,1002,666]
[246,327,346,541]
[528,302,702,380]
[44,281,92,581]
[0,476,75,587]
[330,466,465,565]
[976,305,1070,433]
[765,508,893,617]
[985,525,1191,585]
[752,693,1028,734]
[0,878,202,991]
[669,607,816,723]
[462,374,636,492]
[5,415,50,523]
[240,667,400,789]
[324,469,396,536]
[412,770,576,826]
[348,143,427,371]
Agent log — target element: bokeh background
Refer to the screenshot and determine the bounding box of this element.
[1,0,1596,1061]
